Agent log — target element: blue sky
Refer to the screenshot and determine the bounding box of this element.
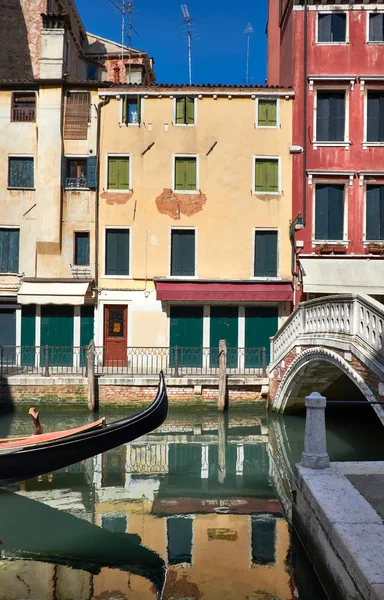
[75,0,268,85]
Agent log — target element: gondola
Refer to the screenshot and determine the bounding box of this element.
[0,488,166,595]
[0,371,168,487]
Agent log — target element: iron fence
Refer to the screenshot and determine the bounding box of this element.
[0,345,267,377]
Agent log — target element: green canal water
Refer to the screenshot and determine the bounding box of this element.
[1,402,383,600]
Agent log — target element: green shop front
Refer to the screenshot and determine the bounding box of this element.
[17,279,94,368]
[156,280,293,371]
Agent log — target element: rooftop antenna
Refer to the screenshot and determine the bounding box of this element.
[244,22,254,85]
[108,0,137,82]
[181,4,192,85]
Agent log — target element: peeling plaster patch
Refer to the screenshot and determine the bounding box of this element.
[163,570,203,600]
[155,188,207,220]
[100,191,133,205]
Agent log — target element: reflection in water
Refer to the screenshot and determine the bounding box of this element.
[0,408,328,599]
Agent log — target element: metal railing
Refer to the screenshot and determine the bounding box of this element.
[11,107,35,122]
[0,345,267,378]
[65,177,87,189]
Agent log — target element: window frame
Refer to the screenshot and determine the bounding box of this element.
[64,155,89,189]
[73,231,90,266]
[103,226,131,279]
[316,11,348,45]
[105,153,132,192]
[169,227,197,279]
[363,182,384,242]
[367,11,384,44]
[172,154,199,194]
[119,95,143,126]
[313,87,349,147]
[252,155,281,195]
[8,155,35,190]
[11,91,36,123]
[256,97,280,129]
[166,515,194,567]
[363,87,384,146]
[0,226,20,274]
[173,96,197,126]
[312,180,348,244]
[252,228,280,280]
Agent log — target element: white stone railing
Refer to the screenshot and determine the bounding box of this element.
[270,294,384,366]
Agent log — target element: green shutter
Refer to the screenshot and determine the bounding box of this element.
[106,229,129,276]
[108,157,130,190]
[366,186,381,241]
[254,231,278,277]
[75,232,89,266]
[186,97,195,124]
[86,156,97,188]
[122,97,127,124]
[0,229,19,273]
[209,306,238,368]
[21,305,36,367]
[169,305,203,367]
[258,100,277,126]
[174,158,184,190]
[245,306,278,366]
[40,306,74,367]
[315,184,329,240]
[255,159,278,193]
[171,230,195,276]
[328,185,344,240]
[185,158,197,190]
[167,517,193,565]
[176,97,186,124]
[80,305,94,366]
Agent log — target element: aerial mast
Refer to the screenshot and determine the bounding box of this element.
[244,22,254,85]
[181,4,192,85]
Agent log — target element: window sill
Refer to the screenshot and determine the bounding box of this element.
[120,122,141,127]
[313,241,349,246]
[10,120,36,124]
[255,124,279,129]
[251,276,280,281]
[313,142,351,150]
[0,272,21,276]
[173,189,200,194]
[65,187,90,191]
[105,189,133,193]
[168,275,197,279]
[173,123,196,127]
[367,41,384,45]
[362,142,384,149]
[7,187,35,191]
[253,191,281,196]
[315,41,349,46]
[102,275,132,279]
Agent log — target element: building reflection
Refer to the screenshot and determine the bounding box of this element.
[1,413,295,600]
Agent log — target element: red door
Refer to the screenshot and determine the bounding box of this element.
[104,305,128,367]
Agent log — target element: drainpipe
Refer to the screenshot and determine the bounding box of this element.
[303,0,308,225]
[94,95,110,303]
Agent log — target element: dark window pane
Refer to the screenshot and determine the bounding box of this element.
[254,231,278,277]
[167,517,193,565]
[251,516,276,565]
[171,230,195,276]
[0,229,19,273]
[318,13,346,42]
[366,185,384,240]
[317,91,345,142]
[105,229,130,276]
[318,13,331,42]
[74,232,90,265]
[369,13,384,42]
[101,515,127,533]
[8,157,34,188]
[367,92,384,142]
[315,184,344,240]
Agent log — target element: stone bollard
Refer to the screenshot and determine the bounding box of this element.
[301,392,330,469]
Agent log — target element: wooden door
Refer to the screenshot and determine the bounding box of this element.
[104,305,127,367]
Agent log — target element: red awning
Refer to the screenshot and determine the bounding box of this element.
[155,281,293,302]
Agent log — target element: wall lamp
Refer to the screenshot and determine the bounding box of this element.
[289,213,304,238]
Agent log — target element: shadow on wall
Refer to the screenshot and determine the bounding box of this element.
[0,0,34,80]
[0,379,14,415]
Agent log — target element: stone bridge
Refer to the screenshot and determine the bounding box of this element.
[269,294,384,424]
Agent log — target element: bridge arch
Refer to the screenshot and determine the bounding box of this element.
[272,347,384,424]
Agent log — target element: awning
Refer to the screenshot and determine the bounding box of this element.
[155,281,293,302]
[17,281,91,305]
[300,258,384,294]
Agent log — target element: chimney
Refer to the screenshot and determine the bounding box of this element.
[113,65,120,84]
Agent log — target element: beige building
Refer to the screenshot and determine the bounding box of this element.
[96,85,294,367]
[0,0,154,358]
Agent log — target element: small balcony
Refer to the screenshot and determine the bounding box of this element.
[65,177,88,189]
[11,107,35,122]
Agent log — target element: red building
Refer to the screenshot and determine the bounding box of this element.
[267,0,384,303]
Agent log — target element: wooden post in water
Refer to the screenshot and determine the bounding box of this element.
[217,339,227,412]
[87,340,96,411]
[217,411,227,484]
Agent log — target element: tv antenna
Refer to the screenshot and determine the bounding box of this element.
[108,0,138,82]
[181,4,193,85]
[244,22,254,85]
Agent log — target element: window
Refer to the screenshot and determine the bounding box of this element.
[0,229,19,274]
[251,516,276,565]
[367,91,384,142]
[254,231,278,277]
[64,91,90,140]
[101,515,127,533]
[167,517,193,565]
[318,13,346,43]
[366,185,384,240]
[257,99,277,127]
[62,156,97,189]
[369,13,384,42]
[87,63,98,81]
[8,157,34,189]
[126,68,142,84]
[174,156,198,192]
[122,96,141,124]
[254,158,279,194]
[316,91,345,142]
[11,92,35,122]
[175,97,195,125]
[74,232,90,266]
[171,229,195,276]
[315,184,344,241]
[105,229,130,276]
[107,156,130,190]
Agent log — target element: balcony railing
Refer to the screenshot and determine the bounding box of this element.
[65,177,87,189]
[0,346,267,377]
[11,107,36,122]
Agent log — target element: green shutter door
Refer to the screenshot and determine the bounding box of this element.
[255,231,278,277]
[170,306,203,367]
[171,230,195,276]
[245,307,278,367]
[80,305,94,366]
[0,309,16,365]
[210,306,238,368]
[21,305,36,366]
[40,306,74,367]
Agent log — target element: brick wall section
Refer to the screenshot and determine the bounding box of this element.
[270,345,382,401]
[0,383,263,407]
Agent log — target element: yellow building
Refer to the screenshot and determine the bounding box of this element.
[96,86,294,364]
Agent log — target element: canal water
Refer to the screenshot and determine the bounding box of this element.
[1,402,383,600]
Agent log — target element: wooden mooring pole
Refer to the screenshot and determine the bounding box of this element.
[87,340,96,412]
[217,339,227,412]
